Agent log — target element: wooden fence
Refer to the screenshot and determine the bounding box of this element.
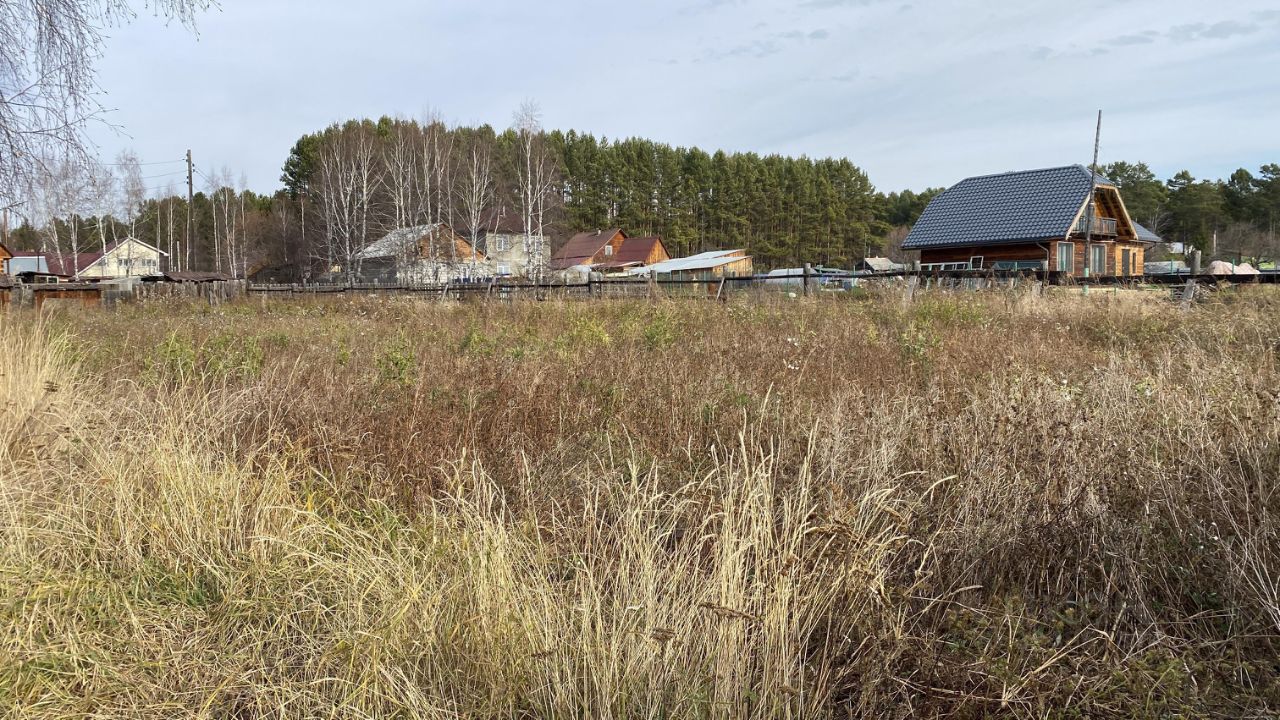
[3,270,1278,312]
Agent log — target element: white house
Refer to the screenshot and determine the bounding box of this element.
[74,237,167,279]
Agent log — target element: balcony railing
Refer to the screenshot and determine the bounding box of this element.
[1073,216,1117,237]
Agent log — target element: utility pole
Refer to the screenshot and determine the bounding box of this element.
[185,149,194,272]
[1084,110,1102,283]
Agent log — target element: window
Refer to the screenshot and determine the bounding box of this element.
[1056,242,1074,273]
[968,256,984,270]
[495,237,510,253]
[497,263,511,276]
[1089,244,1107,276]
[604,245,614,257]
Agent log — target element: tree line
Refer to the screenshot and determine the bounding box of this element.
[1098,161,1280,263]
[7,121,1280,276]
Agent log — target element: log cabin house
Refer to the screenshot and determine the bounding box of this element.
[0,243,12,276]
[550,229,671,271]
[902,165,1160,277]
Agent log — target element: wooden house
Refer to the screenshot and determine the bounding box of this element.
[8,238,166,281]
[902,165,1159,277]
[356,224,489,284]
[74,237,167,279]
[550,229,671,271]
[0,243,12,276]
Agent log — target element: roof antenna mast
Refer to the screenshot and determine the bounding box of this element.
[1084,110,1102,278]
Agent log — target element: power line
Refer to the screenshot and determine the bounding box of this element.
[99,158,186,167]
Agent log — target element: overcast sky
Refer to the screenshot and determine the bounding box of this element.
[89,0,1280,195]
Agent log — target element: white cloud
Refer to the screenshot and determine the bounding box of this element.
[87,0,1280,193]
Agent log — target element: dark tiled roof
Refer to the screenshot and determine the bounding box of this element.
[551,229,625,269]
[903,165,1103,250]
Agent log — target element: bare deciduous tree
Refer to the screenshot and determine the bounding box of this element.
[315,123,381,284]
[34,159,87,273]
[0,0,211,209]
[1220,221,1279,267]
[456,130,495,277]
[513,101,557,282]
[383,119,420,232]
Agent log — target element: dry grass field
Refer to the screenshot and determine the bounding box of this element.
[1,286,1278,718]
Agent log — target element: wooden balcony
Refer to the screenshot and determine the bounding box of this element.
[1073,216,1117,237]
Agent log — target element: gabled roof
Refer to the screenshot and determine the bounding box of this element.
[903,165,1113,250]
[613,236,668,265]
[861,256,903,272]
[551,229,625,269]
[46,252,104,277]
[477,206,527,236]
[358,224,484,262]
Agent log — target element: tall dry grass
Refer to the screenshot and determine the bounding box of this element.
[1,286,1277,718]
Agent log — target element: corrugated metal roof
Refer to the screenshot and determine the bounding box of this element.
[625,250,749,275]
[903,165,1103,250]
[861,257,903,272]
[8,255,49,274]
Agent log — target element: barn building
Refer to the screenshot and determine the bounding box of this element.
[902,165,1160,277]
[625,249,753,279]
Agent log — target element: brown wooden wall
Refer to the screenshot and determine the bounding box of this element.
[924,240,1146,277]
[921,244,1048,265]
[642,241,670,266]
[32,287,102,310]
[1114,242,1144,275]
[590,232,629,265]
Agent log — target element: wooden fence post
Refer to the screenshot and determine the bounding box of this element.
[803,263,812,297]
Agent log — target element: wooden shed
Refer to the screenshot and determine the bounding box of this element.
[626,249,753,279]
